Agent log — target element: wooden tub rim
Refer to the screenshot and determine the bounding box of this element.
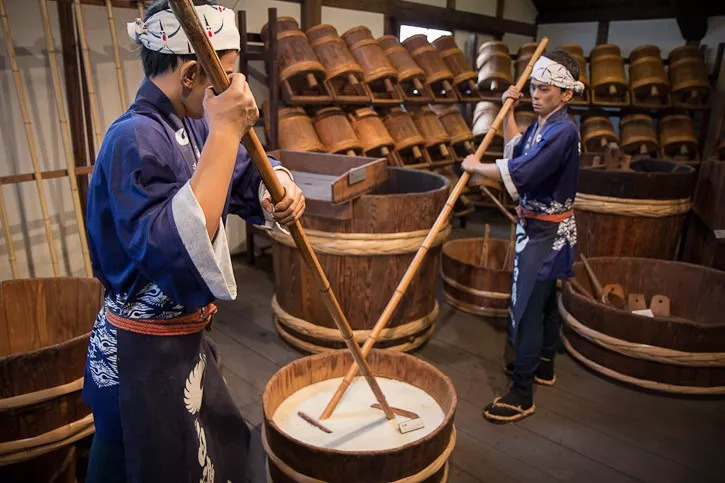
[442,238,513,276]
[363,167,449,200]
[262,349,457,458]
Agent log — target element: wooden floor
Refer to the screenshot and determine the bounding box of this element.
[211,214,725,483]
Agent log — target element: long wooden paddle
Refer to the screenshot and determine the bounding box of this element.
[167,0,395,420]
[320,37,551,420]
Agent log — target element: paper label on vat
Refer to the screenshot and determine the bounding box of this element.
[399,418,425,434]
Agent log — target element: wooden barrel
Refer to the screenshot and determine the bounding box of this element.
[432,35,478,88]
[342,26,398,85]
[306,24,364,82]
[431,105,475,152]
[659,113,699,161]
[383,107,427,152]
[629,45,669,99]
[581,113,618,153]
[476,41,512,92]
[271,168,449,352]
[560,257,725,395]
[668,45,710,103]
[0,278,104,467]
[590,44,627,98]
[515,109,538,135]
[313,107,363,155]
[558,44,589,90]
[277,106,325,152]
[441,238,512,317]
[262,349,457,481]
[348,107,395,157]
[1,445,77,481]
[472,101,504,146]
[515,42,539,94]
[620,114,659,157]
[574,158,696,258]
[412,106,451,149]
[261,17,326,91]
[402,34,454,87]
[378,35,426,84]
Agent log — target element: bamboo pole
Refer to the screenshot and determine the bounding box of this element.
[105,0,128,109]
[167,0,395,421]
[137,0,144,18]
[580,254,605,301]
[74,0,104,152]
[320,36,551,420]
[479,224,490,267]
[0,0,60,276]
[503,222,515,269]
[0,186,19,279]
[39,0,93,277]
[481,185,517,224]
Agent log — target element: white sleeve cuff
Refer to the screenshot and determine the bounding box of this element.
[257,166,294,204]
[496,158,520,202]
[172,181,237,300]
[503,133,522,159]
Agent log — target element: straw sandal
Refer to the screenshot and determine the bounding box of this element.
[483,393,536,424]
[504,357,556,386]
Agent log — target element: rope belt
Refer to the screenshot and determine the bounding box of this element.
[522,208,573,223]
[105,303,217,336]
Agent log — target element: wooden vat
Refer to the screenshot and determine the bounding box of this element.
[261,17,332,105]
[0,278,103,467]
[347,108,398,164]
[432,35,482,101]
[271,168,448,352]
[668,45,710,108]
[403,34,458,103]
[476,41,512,95]
[590,44,629,106]
[412,106,456,165]
[560,257,725,394]
[383,108,432,167]
[441,238,512,317]
[659,113,699,162]
[342,26,402,105]
[262,349,457,481]
[581,113,618,153]
[431,105,476,158]
[307,24,371,104]
[378,35,434,104]
[472,102,504,147]
[574,159,696,258]
[629,45,671,107]
[682,160,725,270]
[558,43,590,105]
[274,105,325,152]
[620,114,659,157]
[313,107,363,156]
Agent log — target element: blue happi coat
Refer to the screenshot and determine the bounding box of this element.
[495,105,579,341]
[82,78,278,481]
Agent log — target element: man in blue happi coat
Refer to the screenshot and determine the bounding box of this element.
[82,1,305,480]
[462,50,582,423]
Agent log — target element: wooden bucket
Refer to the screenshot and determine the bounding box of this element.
[402,34,457,102]
[348,107,395,159]
[515,109,538,135]
[261,17,328,100]
[574,158,696,258]
[560,257,725,394]
[0,278,104,467]
[472,101,504,147]
[262,349,457,481]
[659,113,699,162]
[441,238,512,317]
[276,106,325,152]
[412,106,455,162]
[432,35,480,99]
[377,35,431,102]
[620,114,659,157]
[313,107,363,155]
[342,26,400,104]
[1,445,77,481]
[515,42,539,95]
[629,45,670,104]
[431,105,475,156]
[590,44,628,101]
[476,41,512,93]
[558,44,589,88]
[270,168,449,352]
[307,24,369,103]
[581,113,618,153]
[383,108,430,166]
[668,45,710,106]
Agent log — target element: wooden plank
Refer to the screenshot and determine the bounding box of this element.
[212,318,302,368]
[301,0,322,30]
[222,368,262,410]
[446,464,484,483]
[596,21,609,45]
[0,166,94,186]
[208,328,280,393]
[0,287,11,357]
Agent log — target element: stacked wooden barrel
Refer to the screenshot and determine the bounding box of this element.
[433,35,481,100]
[558,43,589,104]
[668,45,710,107]
[342,26,401,104]
[431,104,476,157]
[476,41,512,94]
[411,106,455,163]
[273,105,325,152]
[472,101,504,147]
[659,113,699,162]
[347,107,397,162]
[620,114,659,157]
[383,107,431,167]
[628,45,670,106]
[581,112,618,153]
[515,42,538,99]
[378,35,432,103]
[270,168,449,352]
[590,44,628,103]
[403,34,458,102]
[313,107,363,155]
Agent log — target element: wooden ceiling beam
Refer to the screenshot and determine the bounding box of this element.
[537,3,725,23]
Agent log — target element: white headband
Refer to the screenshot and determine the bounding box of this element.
[127,5,240,55]
[530,55,585,94]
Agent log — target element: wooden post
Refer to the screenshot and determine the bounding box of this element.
[0,0,60,276]
[168,0,396,421]
[494,0,504,40]
[596,21,609,45]
[383,15,399,37]
[320,37,551,421]
[301,0,321,31]
[267,8,279,150]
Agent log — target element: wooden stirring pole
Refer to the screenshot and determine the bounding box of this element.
[167,0,395,421]
[320,37,551,420]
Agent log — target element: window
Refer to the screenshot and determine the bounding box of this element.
[399,25,452,43]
